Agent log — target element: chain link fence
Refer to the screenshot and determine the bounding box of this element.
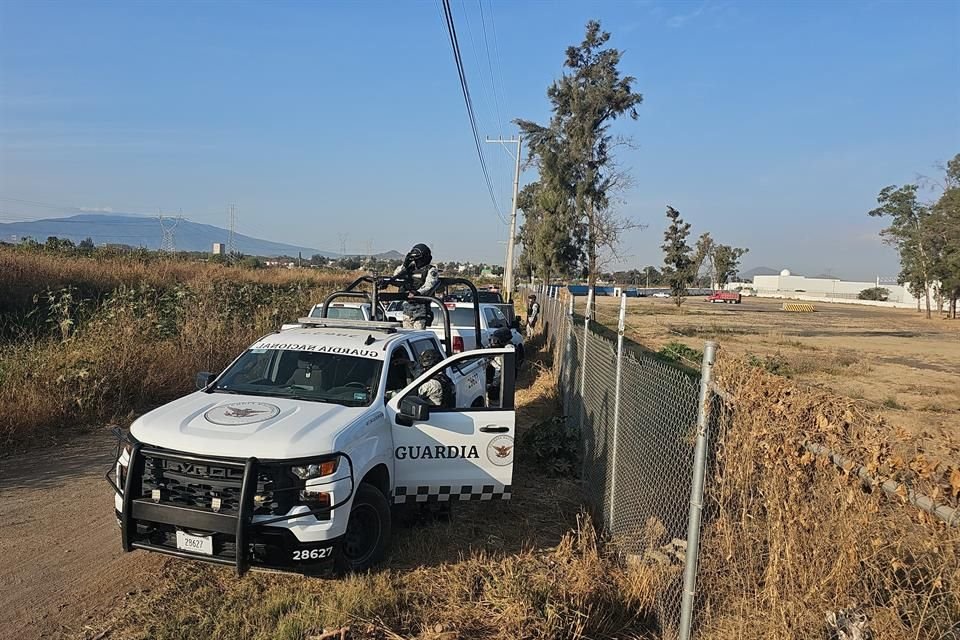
[528,284,958,640]
[531,286,711,640]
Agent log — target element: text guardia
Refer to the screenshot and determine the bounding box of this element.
[395,445,480,460]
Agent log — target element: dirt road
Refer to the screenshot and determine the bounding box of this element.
[0,431,162,639]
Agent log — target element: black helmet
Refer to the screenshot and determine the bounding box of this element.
[406,243,432,269]
[489,327,513,347]
[419,348,443,369]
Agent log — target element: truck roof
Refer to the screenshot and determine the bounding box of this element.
[256,324,421,360]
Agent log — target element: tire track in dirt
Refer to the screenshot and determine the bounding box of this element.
[0,431,162,639]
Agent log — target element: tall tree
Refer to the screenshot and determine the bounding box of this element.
[517,20,643,291]
[641,265,662,288]
[516,181,581,284]
[869,184,936,318]
[662,206,694,307]
[712,245,749,287]
[931,153,960,318]
[692,233,714,288]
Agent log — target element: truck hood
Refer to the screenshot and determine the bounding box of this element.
[130,391,369,460]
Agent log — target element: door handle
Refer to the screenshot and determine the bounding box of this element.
[479,425,509,433]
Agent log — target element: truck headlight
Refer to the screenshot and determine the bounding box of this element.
[290,458,339,480]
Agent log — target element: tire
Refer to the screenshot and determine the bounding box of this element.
[336,482,392,573]
[515,344,525,373]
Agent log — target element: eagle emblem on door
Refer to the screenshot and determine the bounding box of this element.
[486,435,514,466]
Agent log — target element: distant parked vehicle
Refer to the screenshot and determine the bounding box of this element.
[651,291,671,299]
[706,291,742,304]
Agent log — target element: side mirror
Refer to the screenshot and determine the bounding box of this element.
[398,396,431,425]
[195,371,217,390]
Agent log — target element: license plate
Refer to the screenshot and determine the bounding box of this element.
[175,530,213,556]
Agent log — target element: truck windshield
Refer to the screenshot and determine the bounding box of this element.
[430,308,477,327]
[309,305,365,320]
[211,349,382,407]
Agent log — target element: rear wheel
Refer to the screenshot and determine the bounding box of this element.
[336,482,392,573]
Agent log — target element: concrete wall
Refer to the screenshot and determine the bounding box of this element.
[751,273,918,304]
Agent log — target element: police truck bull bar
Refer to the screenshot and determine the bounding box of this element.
[106,428,355,576]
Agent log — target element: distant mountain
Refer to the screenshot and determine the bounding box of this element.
[739,266,782,280]
[0,214,338,258]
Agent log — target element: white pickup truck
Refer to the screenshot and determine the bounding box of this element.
[429,302,524,363]
[109,317,516,576]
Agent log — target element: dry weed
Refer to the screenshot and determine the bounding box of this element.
[698,356,960,639]
[1,248,349,449]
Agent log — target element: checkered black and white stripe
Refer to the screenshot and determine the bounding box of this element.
[393,484,512,504]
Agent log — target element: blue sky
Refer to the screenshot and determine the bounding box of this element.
[1,0,958,278]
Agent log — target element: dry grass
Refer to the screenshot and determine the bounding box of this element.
[96,517,663,640]
[594,295,960,464]
[0,247,350,449]
[698,357,960,639]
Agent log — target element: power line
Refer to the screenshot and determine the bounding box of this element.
[486,0,509,127]
[458,0,498,141]
[440,0,507,225]
[478,0,504,139]
[485,0,513,209]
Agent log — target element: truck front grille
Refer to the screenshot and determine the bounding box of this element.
[140,453,294,516]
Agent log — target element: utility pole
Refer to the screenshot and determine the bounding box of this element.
[486,135,521,302]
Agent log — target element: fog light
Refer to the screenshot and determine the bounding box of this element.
[299,490,331,508]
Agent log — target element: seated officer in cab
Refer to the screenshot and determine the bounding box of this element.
[416,349,455,408]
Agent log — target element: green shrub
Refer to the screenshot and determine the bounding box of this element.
[858,287,890,301]
[658,340,703,364]
[520,417,580,476]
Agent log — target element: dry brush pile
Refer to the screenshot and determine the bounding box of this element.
[698,357,959,639]
[0,247,349,449]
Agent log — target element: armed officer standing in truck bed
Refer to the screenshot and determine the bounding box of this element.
[392,243,440,330]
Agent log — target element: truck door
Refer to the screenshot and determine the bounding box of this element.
[385,348,516,505]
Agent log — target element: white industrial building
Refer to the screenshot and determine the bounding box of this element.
[733,269,927,308]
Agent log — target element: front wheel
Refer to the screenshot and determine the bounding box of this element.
[336,483,392,573]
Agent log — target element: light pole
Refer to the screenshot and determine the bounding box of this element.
[486,135,522,302]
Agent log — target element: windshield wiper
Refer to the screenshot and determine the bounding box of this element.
[284,394,362,407]
[210,388,275,397]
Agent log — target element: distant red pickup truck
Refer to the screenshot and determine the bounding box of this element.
[706,291,742,304]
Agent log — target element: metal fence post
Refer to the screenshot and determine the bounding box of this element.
[608,293,627,532]
[562,293,575,417]
[579,287,594,433]
[678,341,718,640]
